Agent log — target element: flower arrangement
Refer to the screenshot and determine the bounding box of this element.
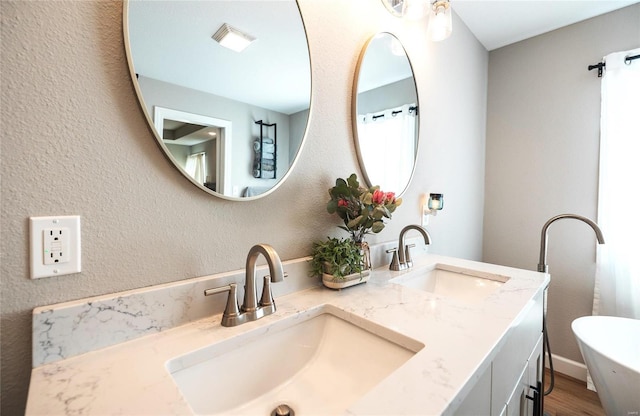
[326,173,402,243]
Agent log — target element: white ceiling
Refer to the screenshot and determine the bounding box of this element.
[452,0,640,51]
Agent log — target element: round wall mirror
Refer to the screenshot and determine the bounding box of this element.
[124,0,312,200]
[352,32,419,196]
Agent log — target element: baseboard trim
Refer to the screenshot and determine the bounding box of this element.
[545,353,588,382]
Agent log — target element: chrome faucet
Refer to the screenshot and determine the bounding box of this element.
[538,214,605,273]
[204,244,285,327]
[536,214,604,406]
[389,224,432,271]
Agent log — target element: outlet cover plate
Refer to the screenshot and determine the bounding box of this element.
[30,216,81,279]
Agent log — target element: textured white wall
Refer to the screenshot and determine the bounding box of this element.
[484,4,640,364]
[1,1,487,413]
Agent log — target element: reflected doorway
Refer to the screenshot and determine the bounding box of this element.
[154,107,232,195]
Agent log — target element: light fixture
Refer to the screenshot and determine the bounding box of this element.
[429,0,452,41]
[428,193,444,211]
[382,0,429,20]
[422,193,444,225]
[382,0,404,16]
[402,0,429,20]
[212,23,256,53]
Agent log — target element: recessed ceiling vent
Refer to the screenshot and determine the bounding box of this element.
[212,23,256,53]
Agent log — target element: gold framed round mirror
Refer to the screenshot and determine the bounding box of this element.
[352,32,419,196]
[123,0,312,200]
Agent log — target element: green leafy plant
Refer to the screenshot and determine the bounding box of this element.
[309,237,364,279]
[326,173,402,243]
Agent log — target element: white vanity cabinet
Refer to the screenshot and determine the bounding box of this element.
[456,288,545,416]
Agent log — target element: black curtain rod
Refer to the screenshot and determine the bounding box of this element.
[588,54,640,77]
[371,105,418,120]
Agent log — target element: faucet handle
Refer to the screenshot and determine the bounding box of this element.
[260,275,274,307]
[261,272,287,307]
[404,244,416,268]
[204,283,242,327]
[387,247,404,271]
[259,274,282,316]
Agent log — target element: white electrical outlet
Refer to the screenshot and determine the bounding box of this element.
[43,228,70,264]
[30,216,81,279]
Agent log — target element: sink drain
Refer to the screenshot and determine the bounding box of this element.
[271,403,295,416]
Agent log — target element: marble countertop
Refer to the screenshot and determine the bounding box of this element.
[26,254,548,415]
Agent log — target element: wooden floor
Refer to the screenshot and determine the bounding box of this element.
[543,369,605,416]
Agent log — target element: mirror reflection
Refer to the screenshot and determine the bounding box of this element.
[353,32,419,195]
[124,0,311,200]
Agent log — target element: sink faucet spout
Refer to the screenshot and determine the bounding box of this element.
[390,225,432,271]
[204,243,284,327]
[538,214,605,273]
[243,244,284,314]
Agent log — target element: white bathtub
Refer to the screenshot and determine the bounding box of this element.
[572,316,640,416]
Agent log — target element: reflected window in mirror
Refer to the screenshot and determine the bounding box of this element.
[353,32,419,196]
[185,152,207,186]
[357,104,417,194]
[124,0,312,201]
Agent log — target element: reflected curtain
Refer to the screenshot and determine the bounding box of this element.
[357,103,416,193]
[593,48,640,321]
[185,152,206,185]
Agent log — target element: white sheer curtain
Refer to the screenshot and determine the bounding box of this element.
[593,48,640,320]
[185,152,206,185]
[357,103,417,193]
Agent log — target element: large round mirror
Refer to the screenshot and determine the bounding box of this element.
[124,0,311,200]
[352,32,419,196]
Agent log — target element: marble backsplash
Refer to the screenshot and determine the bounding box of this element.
[32,239,424,367]
[32,257,317,367]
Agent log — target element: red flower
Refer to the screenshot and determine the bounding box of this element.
[372,189,386,205]
[337,198,349,208]
[385,192,396,204]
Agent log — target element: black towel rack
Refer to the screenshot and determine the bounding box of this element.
[253,120,277,179]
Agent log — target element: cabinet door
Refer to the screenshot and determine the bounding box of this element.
[524,335,544,416]
[506,364,528,416]
[505,335,544,416]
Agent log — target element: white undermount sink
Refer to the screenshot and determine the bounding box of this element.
[391,263,509,303]
[166,305,424,415]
